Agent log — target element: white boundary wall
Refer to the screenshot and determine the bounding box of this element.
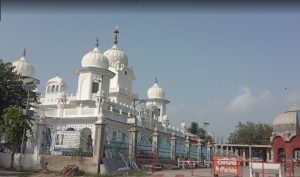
[0,152,41,170]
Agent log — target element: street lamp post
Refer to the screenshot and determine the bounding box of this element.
[203,122,209,144]
[128,98,143,164]
[133,98,143,126]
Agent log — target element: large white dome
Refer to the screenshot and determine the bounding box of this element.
[81,43,109,69]
[272,104,299,132]
[104,44,128,66]
[147,83,165,99]
[12,52,35,78]
[104,28,128,66]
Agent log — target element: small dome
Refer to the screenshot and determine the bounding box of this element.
[47,75,66,86]
[12,50,35,78]
[272,104,299,132]
[81,40,109,69]
[273,111,297,126]
[181,121,186,128]
[163,114,169,121]
[147,83,165,99]
[104,45,128,66]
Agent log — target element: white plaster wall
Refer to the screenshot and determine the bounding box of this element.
[0,153,40,170]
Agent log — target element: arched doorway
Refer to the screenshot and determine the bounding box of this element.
[42,127,52,155]
[79,128,93,156]
[293,148,300,160]
[278,148,286,163]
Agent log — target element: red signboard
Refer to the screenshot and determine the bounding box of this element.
[212,156,241,177]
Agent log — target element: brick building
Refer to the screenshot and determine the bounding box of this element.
[271,105,300,162]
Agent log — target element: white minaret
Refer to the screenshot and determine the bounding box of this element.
[144,78,170,122]
[75,39,115,101]
[104,27,135,106]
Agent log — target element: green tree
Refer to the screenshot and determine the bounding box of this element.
[187,122,207,140]
[0,60,38,122]
[2,106,31,169]
[228,121,272,145]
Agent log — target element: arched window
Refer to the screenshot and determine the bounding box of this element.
[278,148,285,162]
[112,131,117,142]
[55,85,59,93]
[66,127,75,131]
[294,148,300,160]
[121,133,126,143]
[42,127,52,155]
[92,82,99,93]
[51,85,55,93]
[80,128,93,154]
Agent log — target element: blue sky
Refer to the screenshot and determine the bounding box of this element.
[1,6,300,140]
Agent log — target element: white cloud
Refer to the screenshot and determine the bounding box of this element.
[227,87,272,115]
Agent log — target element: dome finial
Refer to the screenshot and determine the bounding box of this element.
[22,48,26,57]
[114,26,119,45]
[95,38,99,48]
[155,76,158,83]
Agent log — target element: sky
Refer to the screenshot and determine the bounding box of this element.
[1,1,300,141]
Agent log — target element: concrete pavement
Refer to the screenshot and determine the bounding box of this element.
[151,166,300,177]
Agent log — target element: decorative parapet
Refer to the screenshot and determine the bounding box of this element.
[270,131,297,142]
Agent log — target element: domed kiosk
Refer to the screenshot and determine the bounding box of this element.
[75,39,115,101]
[143,79,170,123]
[147,82,165,99]
[44,75,67,104]
[271,104,300,162]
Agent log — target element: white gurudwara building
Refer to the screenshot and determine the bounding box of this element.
[10,28,188,158]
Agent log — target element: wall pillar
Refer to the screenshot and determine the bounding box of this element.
[249,145,252,162]
[221,145,224,156]
[234,149,239,156]
[207,142,211,162]
[170,132,176,160]
[34,119,47,160]
[93,117,106,174]
[242,148,246,166]
[197,139,202,163]
[267,150,270,162]
[185,136,190,159]
[128,125,138,162]
[225,146,229,155]
[271,148,274,162]
[152,128,159,159]
[56,98,65,118]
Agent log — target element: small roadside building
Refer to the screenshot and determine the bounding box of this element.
[271,104,300,163]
